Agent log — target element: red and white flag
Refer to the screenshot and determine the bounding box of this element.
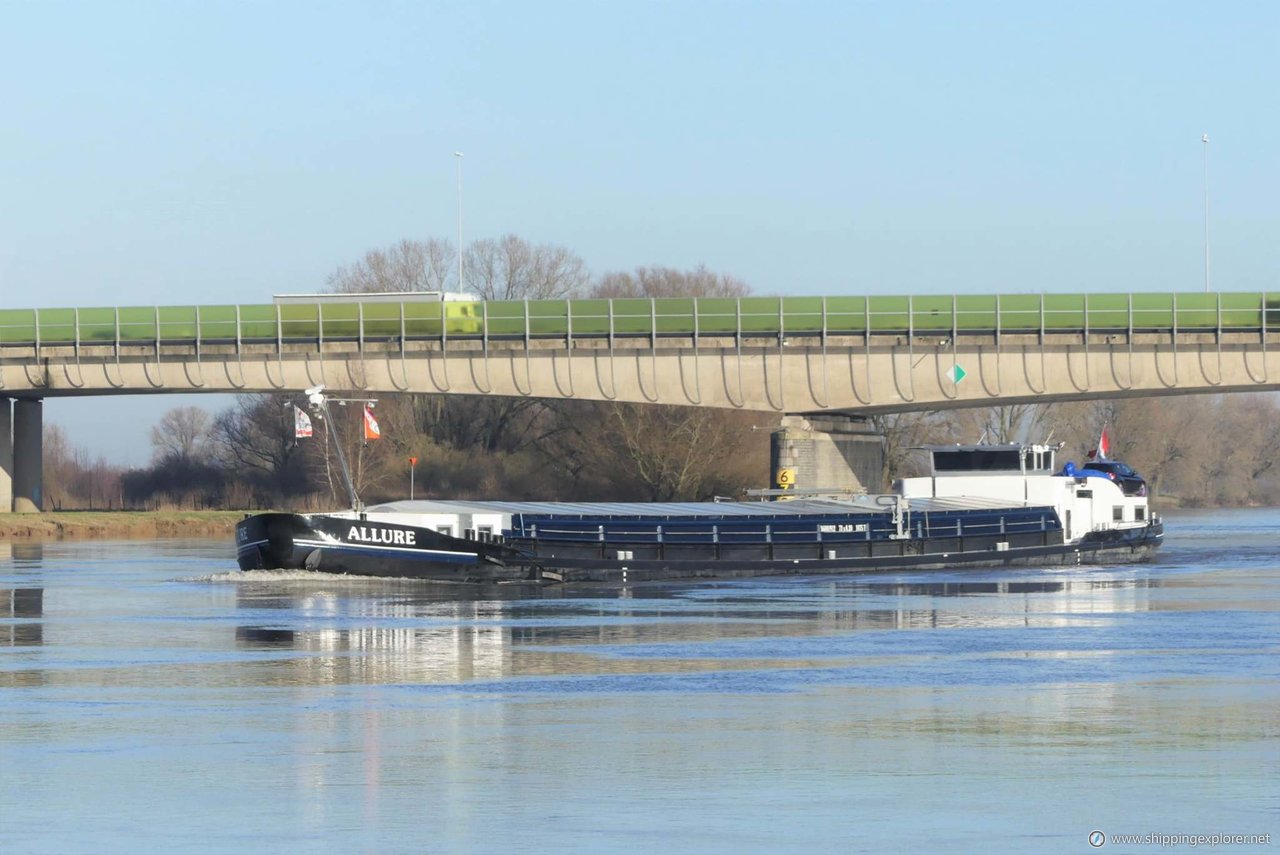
[1095,427,1111,460]
[294,405,313,439]
[363,404,381,441]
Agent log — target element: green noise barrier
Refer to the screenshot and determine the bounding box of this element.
[0,292,1275,347]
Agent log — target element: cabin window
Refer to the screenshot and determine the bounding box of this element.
[437,525,453,535]
[1135,506,1146,521]
[934,449,1022,472]
[478,526,493,536]
[1077,490,1093,498]
[1023,450,1055,472]
[1113,506,1124,522]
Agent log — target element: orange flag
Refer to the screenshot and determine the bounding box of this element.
[363,404,381,441]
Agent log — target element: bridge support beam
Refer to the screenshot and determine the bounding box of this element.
[0,399,11,512]
[12,400,42,513]
[770,414,884,495]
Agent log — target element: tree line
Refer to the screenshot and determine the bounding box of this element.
[40,234,1280,510]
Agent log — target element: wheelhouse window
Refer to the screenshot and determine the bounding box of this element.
[933,449,1023,472]
[1024,449,1056,472]
[1113,506,1124,522]
[928,444,1058,475]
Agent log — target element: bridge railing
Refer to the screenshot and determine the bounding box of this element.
[0,292,1275,348]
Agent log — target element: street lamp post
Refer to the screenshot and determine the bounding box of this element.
[1202,133,1210,293]
[454,151,464,291]
[409,456,418,500]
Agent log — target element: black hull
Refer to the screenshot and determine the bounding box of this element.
[235,512,538,582]
[236,512,1163,585]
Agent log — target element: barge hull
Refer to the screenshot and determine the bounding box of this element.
[235,512,1162,584]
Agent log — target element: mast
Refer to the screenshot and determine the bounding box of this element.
[307,386,361,512]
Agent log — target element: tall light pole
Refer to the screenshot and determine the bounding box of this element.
[454,151,464,291]
[1202,133,1210,292]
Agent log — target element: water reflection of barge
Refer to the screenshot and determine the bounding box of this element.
[236,442,1162,583]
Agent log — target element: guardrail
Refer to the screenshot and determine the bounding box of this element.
[0,292,1275,348]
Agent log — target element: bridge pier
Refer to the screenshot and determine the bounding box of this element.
[770,415,884,495]
[12,400,42,513]
[0,399,11,512]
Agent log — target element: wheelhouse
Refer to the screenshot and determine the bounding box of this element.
[922,443,1060,477]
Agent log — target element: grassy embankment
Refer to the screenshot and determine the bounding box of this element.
[0,510,246,540]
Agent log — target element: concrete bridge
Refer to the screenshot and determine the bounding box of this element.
[1,291,1277,509]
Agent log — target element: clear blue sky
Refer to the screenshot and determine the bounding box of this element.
[1,1,1276,463]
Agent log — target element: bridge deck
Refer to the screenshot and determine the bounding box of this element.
[0,292,1277,348]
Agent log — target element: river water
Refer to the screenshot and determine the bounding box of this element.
[1,509,1277,854]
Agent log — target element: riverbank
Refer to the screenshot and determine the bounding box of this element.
[0,511,245,540]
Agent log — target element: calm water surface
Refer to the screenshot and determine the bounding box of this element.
[1,509,1277,853]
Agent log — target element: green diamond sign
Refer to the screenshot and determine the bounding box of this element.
[946,364,967,384]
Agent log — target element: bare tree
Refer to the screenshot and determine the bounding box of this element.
[528,263,765,499]
[327,238,457,294]
[871,411,947,488]
[466,234,591,299]
[212,395,314,500]
[1232,394,1280,482]
[569,403,765,501]
[1061,396,1210,501]
[39,424,127,510]
[151,406,211,464]
[432,233,592,454]
[43,424,75,510]
[945,403,1066,446]
[874,401,1103,489]
[593,264,750,298]
[328,234,591,300]
[324,234,591,460]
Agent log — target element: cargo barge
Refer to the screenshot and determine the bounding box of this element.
[235,432,1163,583]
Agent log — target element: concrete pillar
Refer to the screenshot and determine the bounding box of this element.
[0,398,11,512]
[770,414,884,496]
[12,399,42,513]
